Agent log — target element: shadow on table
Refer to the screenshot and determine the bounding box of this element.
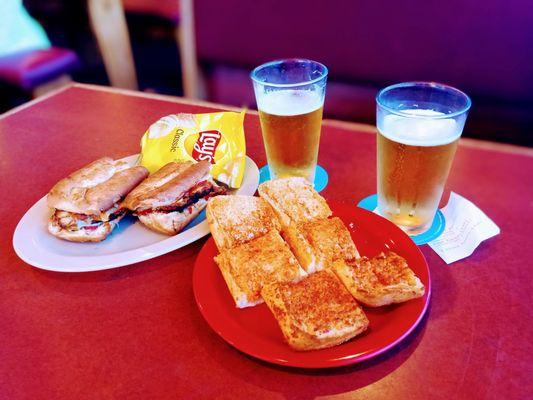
[192,301,430,399]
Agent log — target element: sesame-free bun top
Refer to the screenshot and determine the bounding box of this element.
[122,160,211,211]
[46,157,149,215]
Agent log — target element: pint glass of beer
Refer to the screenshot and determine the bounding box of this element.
[251,59,328,182]
[376,82,471,235]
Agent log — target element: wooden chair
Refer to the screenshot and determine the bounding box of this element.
[87,0,138,90]
[87,0,196,95]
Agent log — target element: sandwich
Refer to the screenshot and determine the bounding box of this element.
[206,195,281,252]
[284,217,360,273]
[257,177,332,229]
[215,230,306,308]
[261,269,369,351]
[332,251,425,307]
[123,160,226,235]
[47,157,149,242]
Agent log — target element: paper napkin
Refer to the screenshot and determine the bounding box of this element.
[428,192,500,264]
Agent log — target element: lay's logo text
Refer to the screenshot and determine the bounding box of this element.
[192,130,221,164]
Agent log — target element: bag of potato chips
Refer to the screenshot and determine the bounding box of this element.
[139,111,246,188]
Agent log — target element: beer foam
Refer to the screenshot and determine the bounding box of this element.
[379,109,460,146]
[257,90,323,116]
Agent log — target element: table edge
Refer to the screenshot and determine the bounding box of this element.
[2,83,531,157]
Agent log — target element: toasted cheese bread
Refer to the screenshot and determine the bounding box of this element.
[258,177,331,229]
[214,230,306,308]
[206,195,281,251]
[333,252,425,307]
[283,217,360,273]
[262,269,369,351]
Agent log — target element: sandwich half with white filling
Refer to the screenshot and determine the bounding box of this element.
[47,157,149,242]
[123,160,226,235]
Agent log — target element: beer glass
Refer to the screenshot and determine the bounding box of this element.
[251,59,328,182]
[376,82,471,235]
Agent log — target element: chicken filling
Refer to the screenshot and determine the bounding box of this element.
[52,204,126,231]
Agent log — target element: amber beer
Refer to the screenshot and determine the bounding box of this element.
[257,90,324,181]
[377,111,460,235]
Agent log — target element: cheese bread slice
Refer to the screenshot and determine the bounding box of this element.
[215,230,306,308]
[258,177,331,229]
[262,269,369,351]
[333,251,425,307]
[283,217,360,273]
[206,195,281,252]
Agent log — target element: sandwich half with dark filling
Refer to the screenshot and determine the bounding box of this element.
[122,160,226,235]
[47,157,149,242]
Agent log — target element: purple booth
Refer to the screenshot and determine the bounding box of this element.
[193,0,533,146]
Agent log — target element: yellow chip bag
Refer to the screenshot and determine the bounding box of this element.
[139,111,246,188]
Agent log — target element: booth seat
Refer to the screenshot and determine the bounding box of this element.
[0,47,78,92]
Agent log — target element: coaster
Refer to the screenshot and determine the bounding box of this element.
[258,165,329,192]
[357,194,446,245]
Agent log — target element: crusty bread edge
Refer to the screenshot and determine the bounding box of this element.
[281,224,320,273]
[215,252,264,308]
[205,198,233,251]
[332,260,425,307]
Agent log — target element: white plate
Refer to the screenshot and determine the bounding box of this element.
[13,155,259,272]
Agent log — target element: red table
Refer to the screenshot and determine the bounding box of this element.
[1,84,531,399]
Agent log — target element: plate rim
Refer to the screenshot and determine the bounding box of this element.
[193,202,431,369]
[12,155,259,273]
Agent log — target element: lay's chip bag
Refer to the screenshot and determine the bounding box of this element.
[139,111,246,188]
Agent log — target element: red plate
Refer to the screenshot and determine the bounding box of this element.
[193,202,431,368]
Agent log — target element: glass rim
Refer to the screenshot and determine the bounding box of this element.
[250,58,328,88]
[376,81,472,120]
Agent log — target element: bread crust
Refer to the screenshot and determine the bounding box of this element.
[123,161,210,211]
[258,177,332,229]
[262,270,369,351]
[206,195,281,252]
[47,214,124,242]
[47,158,148,214]
[137,198,207,235]
[283,217,360,273]
[215,253,264,308]
[214,230,306,308]
[122,161,193,209]
[332,252,425,307]
[282,224,318,273]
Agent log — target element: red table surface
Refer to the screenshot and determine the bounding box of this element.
[0,84,531,399]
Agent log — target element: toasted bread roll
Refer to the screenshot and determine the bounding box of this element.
[214,230,306,308]
[46,157,148,242]
[47,158,148,215]
[258,177,331,229]
[283,217,360,273]
[123,161,225,235]
[332,252,425,307]
[206,195,281,252]
[122,161,194,210]
[262,269,369,351]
